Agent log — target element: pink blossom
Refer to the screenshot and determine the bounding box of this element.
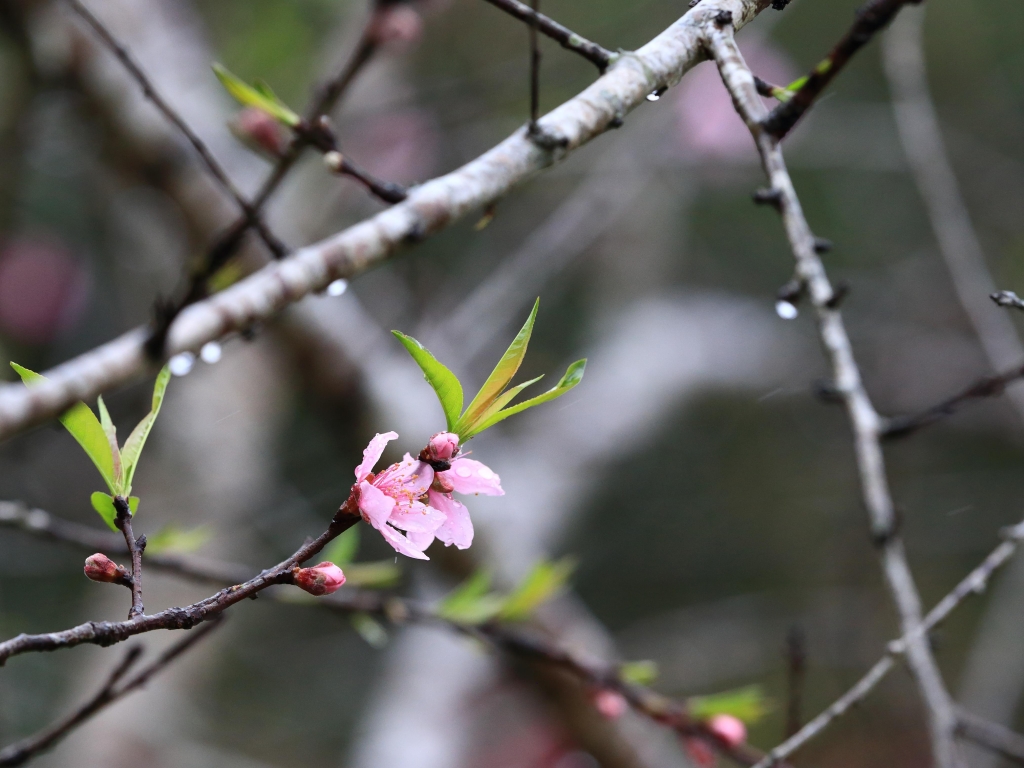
[293,561,346,596]
[352,432,445,560]
[423,436,503,550]
[592,689,627,720]
[708,714,746,747]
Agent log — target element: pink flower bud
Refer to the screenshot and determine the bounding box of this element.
[229,107,288,158]
[425,432,459,462]
[369,4,423,48]
[84,553,126,584]
[592,689,627,720]
[683,737,716,768]
[293,561,346,596]
[708,714,746,748]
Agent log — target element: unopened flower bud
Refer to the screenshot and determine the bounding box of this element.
[229,107,288,159]
[369,4,423,48]
[84,553,127,584]
[708,714,746,748]
[323,151,345,173]
[426,431,459,462]
[683,737,716,768]
[293,561,346,596]
[592,689,627,720]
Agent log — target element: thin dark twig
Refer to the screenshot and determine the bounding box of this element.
[991,290,1024,312]
[529,0,541,129]
[956,708,1024,765]
[761,0,923,139]
[784,626,806,738]
[0,621,222,767]
[882,362,1024,440]
[63,0,287,259]
[113,497,144,619]
[480,0,613,71]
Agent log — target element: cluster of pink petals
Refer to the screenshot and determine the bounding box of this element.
[352,431,503,560]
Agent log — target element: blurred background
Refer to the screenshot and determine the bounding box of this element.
[0,0,1022,765]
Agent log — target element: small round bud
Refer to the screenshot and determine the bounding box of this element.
[592,689,627,720]
[323,151,345,173]
[84,553,126,584]
[426,432,459,462]
[682,737,716,768]
[229,107,288,159]
[293,561,346,596]
[369,4,423,47]
[708,714,746,748]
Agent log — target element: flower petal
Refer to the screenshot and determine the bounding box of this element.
[389,499,445,533]
[354,432,398,482]
[428,490,474,549]
[378,523,430,560]
[404,529,436,552]
[375,455,434,497]
[358,480,395,529]
[443,458,504,496]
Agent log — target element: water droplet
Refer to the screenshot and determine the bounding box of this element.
[200,341,222,364]
[168,351,195,377]
[327,279,348,297]
[456,465,472,477]
[775,300,798,320]
[646,92,661,102]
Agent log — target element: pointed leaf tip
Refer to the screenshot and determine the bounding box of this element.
[392,331,464,430]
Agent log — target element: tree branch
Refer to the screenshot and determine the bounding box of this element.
[479,0,613,71]
[752,519,1024,768]
[0,0,771,443]
[112,497,144,619]
[0,620,221,767]
[705,19,960,767]
[956,709,1024,765]
[761,0,922,139]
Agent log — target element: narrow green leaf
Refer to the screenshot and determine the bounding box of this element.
[343,561,403,589]
[120,365,171,495]
[96,396,123,494]
[128,497,140,515]
[322,526,360,567]
[145,524,210,555]
[391,331,464,430]
[689,686,770,724]
[351,613,389,648]
[438,569,491,616]
[620,660,659,686]
[463,359,586,439]
[498,557,575,621]
[12,363,117,494]
[454,299,539,435]
[212,63,300,126]
[90,492,118,532]
[475,375,544,424]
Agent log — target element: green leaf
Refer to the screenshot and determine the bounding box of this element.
[12,363,117,494]
[323,526,360,567]
[351,613,389,648]
[498,557,576,621]
[437,570,505,624]
[212,63,300,126]
[620,660,659,687]
[689,686,770,724]
[90,493,136,531]
[475,375,544,424]
[344,561,403,589]
[145,524,211,555]
[463,359,586,439]
[391,332,464,430]
[120,366,171,495]
[454,299,539,435]
[96,396,123,494]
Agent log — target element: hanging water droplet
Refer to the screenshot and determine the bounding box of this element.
[646,91,661,102]
[168,351,196,377]
[327,279,348,297]
[775,300,798,320]
[200,341,223,364]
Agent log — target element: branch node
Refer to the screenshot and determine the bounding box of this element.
[824,281,850,309]
[813,237,833,254]
[753,187,783,209]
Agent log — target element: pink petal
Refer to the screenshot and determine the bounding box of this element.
[378,522,430,560]
[354,432,398,482]
[428,490,474,550]
[375,455,434,497]
[358,480,396,529]
[404,529,436,552]
[443,458,504,497]
[389,499,445,533]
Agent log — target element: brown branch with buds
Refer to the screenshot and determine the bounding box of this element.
[112,496,145,619]
[0,620,222,767]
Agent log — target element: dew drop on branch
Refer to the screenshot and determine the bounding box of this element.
[775,300,798,320]
[327,279,349,297]
[200,341,223,364]
[646,91,661,102]
[168,351,196,376]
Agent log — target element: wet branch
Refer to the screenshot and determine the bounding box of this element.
[761,0,923,139]
[0,621,221,767]
[480,0,613,71]
[112,497,145,619]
